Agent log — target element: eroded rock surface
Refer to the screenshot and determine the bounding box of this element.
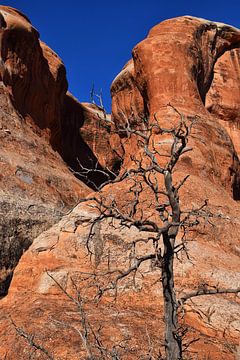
[0,10,240,360]
[62,94,121,189]
[0,6,117,295]
[111,16,240,200]
[206,48,240,156]
[1,189,239,359]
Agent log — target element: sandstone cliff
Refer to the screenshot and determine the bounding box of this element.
[0,8,239,360]
[0,6,118,295]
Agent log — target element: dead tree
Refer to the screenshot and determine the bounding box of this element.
[77,107,194,359]
[78,105,239,360]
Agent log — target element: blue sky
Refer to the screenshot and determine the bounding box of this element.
[1,0,240,111]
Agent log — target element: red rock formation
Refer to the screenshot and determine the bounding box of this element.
[111,16,240,200]
[62,93,121,189]
[206,48,240,156]
[0,6,117,295]
[112,17,240,120]
[0,186,239,359]
[134,17,240,116]
[111,59,146,129]
[0,10,240,360]
[0,6,67,150]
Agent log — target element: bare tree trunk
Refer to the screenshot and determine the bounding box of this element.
[162,233,181,360]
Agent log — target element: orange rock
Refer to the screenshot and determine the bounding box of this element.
[0,6,117,295]
[206,48,240,157]
[111,59,146,129]
[62,94,122,189]
[111,16,240,200]
[0,6,67,150]
[0,10,240,360]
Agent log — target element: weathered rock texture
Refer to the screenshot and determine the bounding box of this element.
[1,196,239,359]
[0,6,117,295]
[111,16,240,200]
[62,94,121,189]
[206,48,240,156]
[0,10,240,360]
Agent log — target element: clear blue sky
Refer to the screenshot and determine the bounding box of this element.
[1,0,240,112]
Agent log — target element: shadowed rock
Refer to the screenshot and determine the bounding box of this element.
[0,10,240,360]
[0,6,118,294]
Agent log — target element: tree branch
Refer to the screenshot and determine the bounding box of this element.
[180,287,240,304]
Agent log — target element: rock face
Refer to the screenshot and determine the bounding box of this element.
[0,6,118,295]
[0,6,66,151]
[112,17,240,119]
[111,16,240,201]
[206,48,240,156]
[1,196,240,359]
[0,10,240,360]
[62,94,121,189]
